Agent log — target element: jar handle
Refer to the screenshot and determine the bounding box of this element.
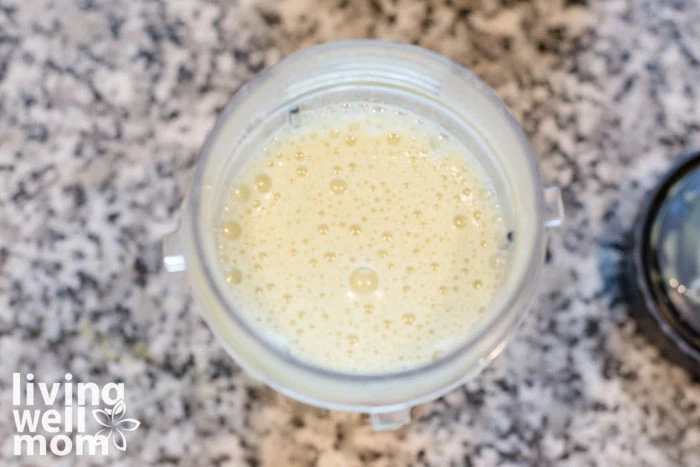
[543,186,565,228]
[162,229,186,272]
[369,407,412,431]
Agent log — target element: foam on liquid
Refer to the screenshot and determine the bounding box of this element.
[216,103,510,373]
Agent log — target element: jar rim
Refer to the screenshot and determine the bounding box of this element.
[187,40,546,390]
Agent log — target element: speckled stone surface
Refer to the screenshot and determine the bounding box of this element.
[1,0,700,465]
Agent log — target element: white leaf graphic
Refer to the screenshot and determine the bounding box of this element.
[93,399,140,452]
[112,429,127,452]
[111,400,126,422]
[92,409,111,428]
[117,419,141,431]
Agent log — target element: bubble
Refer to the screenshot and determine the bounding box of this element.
[330,178,347,195]
[439,286,448,295]
[329,128,339,138]
[453,215,468,229]
[348,163,357,171]
[381,232,393,241]
[221,221,241,240]
[386,132,401,145]
[273,193,281,201]
[430,262,439,271]
[378,250,388,259]
[225,268,242,284]
[295,151,305,160]
[333,165,342,174]
[349,267,379,294]
[283,294,292,304]
[345,135,357,146]
[254,173,272,193]
[402,285,411,293]
[406,266,415,274]
[402,314,416,325]
[349,224,361,236]
[234,185,250,202]
[473,211,482,221]
[296,166,308,176]
[364,304,374,315]
[255,287,263,296]
[473,280,483,290]
[318,224,329,234]
[324,252,336,262]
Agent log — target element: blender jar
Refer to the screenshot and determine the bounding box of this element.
[162,40,563,430]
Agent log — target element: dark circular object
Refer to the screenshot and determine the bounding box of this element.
[629,152,700,375]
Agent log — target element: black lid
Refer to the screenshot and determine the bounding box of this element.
[631,152,700,372]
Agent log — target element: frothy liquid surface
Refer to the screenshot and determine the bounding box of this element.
[216,104,509,372]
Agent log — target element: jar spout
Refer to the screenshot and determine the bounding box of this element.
[543,186,565,228]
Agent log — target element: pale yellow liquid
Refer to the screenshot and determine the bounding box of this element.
[216,104,509,372]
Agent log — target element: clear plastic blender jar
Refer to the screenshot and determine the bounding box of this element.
[163,40,563,430]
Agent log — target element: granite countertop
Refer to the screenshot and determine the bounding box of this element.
[1,0,700,465]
